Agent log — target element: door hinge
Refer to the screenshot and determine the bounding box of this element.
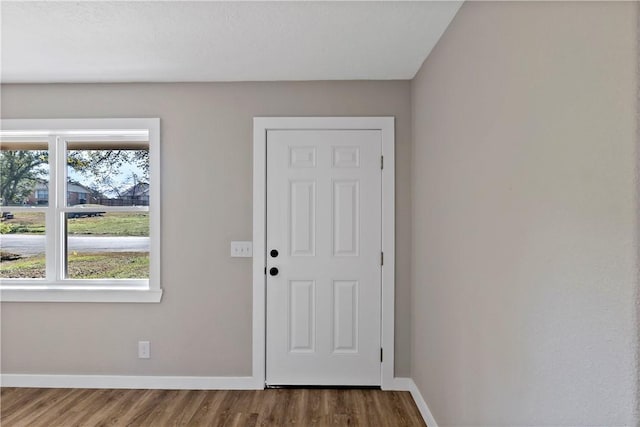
[380,348,383,362]
[381,252,384,266]
[381,155,384,170]
[264,267,267,275]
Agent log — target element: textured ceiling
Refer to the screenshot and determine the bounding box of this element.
[1,1,462,83]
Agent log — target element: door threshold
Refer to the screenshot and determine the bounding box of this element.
[265,385,381,390]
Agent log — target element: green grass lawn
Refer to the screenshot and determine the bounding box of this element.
[0,212,148,236]
[0,212,45,234]
[68,213,148,236]
[0,252,149,279]
[0,253,46,278]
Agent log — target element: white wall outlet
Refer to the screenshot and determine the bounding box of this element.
[138,341,150,359]
[230,241,253,257]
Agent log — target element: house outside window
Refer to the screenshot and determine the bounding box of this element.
[35,189,48,204]
[0,118,161,303]
[67,183,92,205]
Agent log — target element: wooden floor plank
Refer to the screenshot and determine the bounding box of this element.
[186,389,229,426]
[0,388,52,426]
[119,388,168,426]
[0,389,44,427]
[100,388,157,426]
[0,387,33,410]
[54,388,115,427]
[162,389,209,426]
[8,388,78,427]
[29,388,94,427]
[70,388,132,427]
[0,387,426,427]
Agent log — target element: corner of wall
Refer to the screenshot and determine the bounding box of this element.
[634,2,640,424]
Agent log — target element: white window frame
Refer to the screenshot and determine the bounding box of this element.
[0,118,162,303]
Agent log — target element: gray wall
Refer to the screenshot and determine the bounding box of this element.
[0,81,413,377]
[411,2,638,425]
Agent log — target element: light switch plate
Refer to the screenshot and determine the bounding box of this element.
[231,241,253,257]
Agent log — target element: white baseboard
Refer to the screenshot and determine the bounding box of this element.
[391,377,439,427]
[389,377,415,391]
[0,374,263,390]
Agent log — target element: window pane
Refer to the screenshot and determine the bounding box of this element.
[65,212,149,279]
[0,212,46,279]
[67,146,149,207]
[0,149,49,206]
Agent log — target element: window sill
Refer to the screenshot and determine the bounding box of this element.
[0,286,163,303]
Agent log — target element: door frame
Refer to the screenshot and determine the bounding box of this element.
[252,117,395,389]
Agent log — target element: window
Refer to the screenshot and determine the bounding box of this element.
[36,189,49,203]
[0,119,161,302]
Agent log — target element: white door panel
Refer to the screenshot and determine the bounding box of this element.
[266,129,382,386]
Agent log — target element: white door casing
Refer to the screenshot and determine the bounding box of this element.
[253,117,395,389]
[266,130,381,386]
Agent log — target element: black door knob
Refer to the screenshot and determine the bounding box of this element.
[269,267,279,276]
[270,249,279,258]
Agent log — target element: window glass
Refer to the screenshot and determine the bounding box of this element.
[0,212,46,279]
[0,145,49,207]
[65,212,149,279]
[67,144,149,207]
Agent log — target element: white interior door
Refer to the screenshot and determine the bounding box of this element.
[266,129,382,386]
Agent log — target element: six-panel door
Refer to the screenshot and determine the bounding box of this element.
[266,129,382,386]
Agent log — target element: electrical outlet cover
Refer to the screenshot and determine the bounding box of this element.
[138,341,150,359]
